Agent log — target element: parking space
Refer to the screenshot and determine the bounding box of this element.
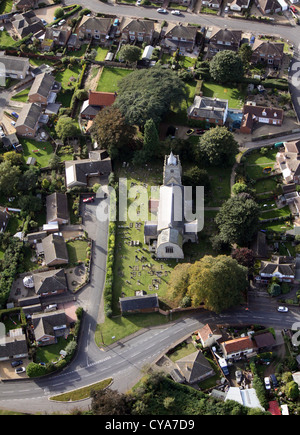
[0,358,29,380]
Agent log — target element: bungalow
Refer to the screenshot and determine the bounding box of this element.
[276,140,300,184]
[254,332,276,351]
[202,0,223,9]
[41,233,69,267]
[197,324,223,348]
[240,103,284,134]
[32,269,68,297]
[28,73,60,106]
[259,256,295,283]
[77,16,111,43]
[207,28,242,58]
[172,350,215,384]
[187,96,229,126]
[0,54,30,81]
[15,103,43,137]
[160,23,198,54]
[227,0,251,10]
[0,330,28,362]
[0,206,10,233]
[119,293,159,315]
[80,91,117,120]
[220,336,256,360]
[120,18,155,44]
[46,192,69,225]
[251,40,284,67]
[32,310,68,346]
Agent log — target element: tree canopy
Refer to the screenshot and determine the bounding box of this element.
[55,116,80,142]
[115,66,187,128]
[209,50,244,84]
[198,126,239,167]
[118,45,142,63]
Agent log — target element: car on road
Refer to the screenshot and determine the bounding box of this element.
[83,197,94,203]
[264,377,271,390]
[15,366,26,374]
[157,8,167,13]
[171,10,181,15]
[186,129,195,136]
[11,360,23,368]
[278,306,289,313]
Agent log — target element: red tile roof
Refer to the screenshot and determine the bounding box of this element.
[223,336,254,354]
[88,91,116,107]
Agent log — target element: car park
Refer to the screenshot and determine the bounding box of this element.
[171,10,181,15]
[278,306,288,313]
[264,377,271,390]
[157,8,167,13]
[83,197,94,203]
[15,366,26,374]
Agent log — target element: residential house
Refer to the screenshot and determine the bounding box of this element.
[80,91,117,120]
[254,332,276,351]
[259,256,295,283]
[160,23,198,54]
[220,336,257,359]
[15,103,43,137]
[120,18,155,44]
[0,54,30,80]
[32,269,68,297]
[197,324,223,349]
[207,27,242,58]
[77,16,111,43]
[227,0,251,10]
[251,40,284,67]
[0,330,28,362]
[144,153,198,259]
[65,150,112,189]
[171,351,215,385]
[32,310,68,346]
[240,103,284,134]
[11,10,45,39]
[119,293,159,315]
[25,230,48,245]
[46,193,69,225]
[15,0,38,11]
[2,133,20,151]
[202,0,223,9]
[41,234,69,267]
[187,96,229,125]
[0,206,9,233]
[255,0,282,14]
[41,25,72,52]
[28,73,60,106]
[276,140,300,184]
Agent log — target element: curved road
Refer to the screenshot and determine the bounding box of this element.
[1,5,300,414]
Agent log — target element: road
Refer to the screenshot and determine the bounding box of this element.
[1,3,300,414]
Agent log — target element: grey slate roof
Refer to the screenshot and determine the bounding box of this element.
[15,103,42,130]
[28,72,55,100]
[0,54,30,74]
[42,234,69,266]
[33,268,67,295]
[119,294,159,312]
[187,96,228,121]
[46,192,69,224]
[0,334,28,359]
[32,310,67,341]
[176,351,215,384]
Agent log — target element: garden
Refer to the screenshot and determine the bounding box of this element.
[96,66,133,93]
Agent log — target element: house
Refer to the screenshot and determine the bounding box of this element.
[80,91,117,120]
[15,103,43,137]
[220,336,256,359]
[11,10,45,39]
[0,54,30,80]
[172,351,215,384]
[28,73,60,106]
[187,96,228,125]
[119,293,159,315]
[25,230,48,245]
[254,332,276,351]
[46,192,69,225]
[32,310,68,346]
[227,0,251,10]
[251,40,284,67]
[202,0,223,9]
[240,103,284,134]
[120,18,155,44]
[254,0,282,14]
[15,0,38,11]
[197,324,223,348]
[41,26,72,51]
[2,133,20,151]
[77,16,111,42]
[65,150,112,189]
[207,28,242,58]
[41,234,69,267]
[160,23,198,54]
[0,330,28,362]
[32,269,68,296]
[259,256,295,283]
[276,140,300,184]
[225,388,264,410]
[0,206,9,232]
[144,153,198,259]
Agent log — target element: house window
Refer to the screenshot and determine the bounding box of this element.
[166,247,173,254]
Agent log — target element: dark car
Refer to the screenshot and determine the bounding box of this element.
[11,360,23,368]
[270,374,278,388]
[196,129,205,135]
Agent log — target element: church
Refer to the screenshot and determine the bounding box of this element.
[144,152,198,259]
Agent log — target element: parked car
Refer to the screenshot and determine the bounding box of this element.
[269,374,278,388]
[264,377,271,390]
[136,0,142,5]
[224,6,229,12]
[186,129,195,136]
[171,10,181,15]
[11,112,19,118]
[11,121,16,126]
[15,367,26,374]
[59,19,66,25]
[196,129,205,135]
[278,306,288,313]
[83,197,94,203]
[290,5,297,13]
[11,360,23,368]
[157,8,167,13]
[235,370,243,384]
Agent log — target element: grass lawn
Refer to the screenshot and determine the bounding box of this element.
[202,82,246,109]
[259,205,290,221]
[20,139,54,168]
[49,378,112,402]
[35,336,74,364]
[11,88,30,103]
[168,342,197,362]
[96,66,133,93]
[0,29,15,47]
[67,44,87,58]
[95,46,109,61]
[55,65,81,90]
[56,90,73,107]
[66,240,88,264]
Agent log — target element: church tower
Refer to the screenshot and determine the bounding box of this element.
[163,152,182,186]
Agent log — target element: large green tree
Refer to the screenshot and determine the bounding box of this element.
[115,66,187,128]
[118,45,142,63]
[215,194,260,246]
[209,50,244,84]
[0,160,21,197]
[198,126,239,167]
[55,116,80,142]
